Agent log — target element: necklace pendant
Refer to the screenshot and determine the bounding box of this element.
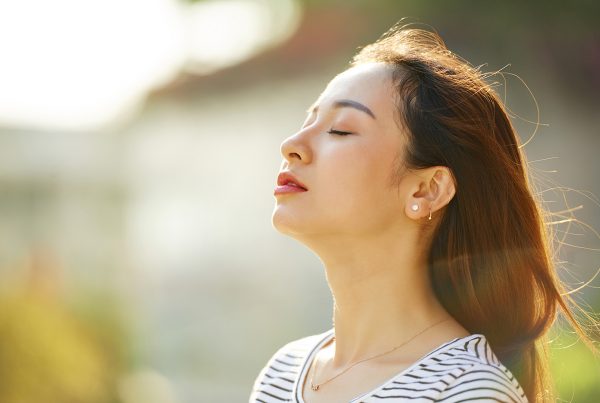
[311,384,320,391]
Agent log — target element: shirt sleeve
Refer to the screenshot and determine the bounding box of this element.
[434,363,528,402]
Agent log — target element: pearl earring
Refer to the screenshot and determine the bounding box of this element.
[411,204,419,211]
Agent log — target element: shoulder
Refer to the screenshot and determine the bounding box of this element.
[375,334,527,402]
[436,362,528,402]
[248,329,332,403]
[432,335,528,402]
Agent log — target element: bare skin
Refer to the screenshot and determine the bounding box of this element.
[272,62,469,403]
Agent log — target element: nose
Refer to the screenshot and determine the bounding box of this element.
[280,129,312,165]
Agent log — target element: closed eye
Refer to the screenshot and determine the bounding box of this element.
[327,129,353,136]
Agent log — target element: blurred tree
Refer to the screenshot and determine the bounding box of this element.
[0,293,109,402]
[0,249,131,403]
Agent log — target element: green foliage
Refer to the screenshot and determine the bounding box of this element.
[0,291,128,403]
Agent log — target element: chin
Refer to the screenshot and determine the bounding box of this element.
[271,210,296,235]
[271,208,313,237]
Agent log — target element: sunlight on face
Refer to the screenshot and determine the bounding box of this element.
[272,62,411,240]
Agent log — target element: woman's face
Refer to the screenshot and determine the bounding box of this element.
[272,62,412,239]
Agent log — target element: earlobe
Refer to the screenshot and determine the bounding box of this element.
[407,202,433,220]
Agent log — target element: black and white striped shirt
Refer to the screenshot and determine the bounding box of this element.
[249,328,528,402]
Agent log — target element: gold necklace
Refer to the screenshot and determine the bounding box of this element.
[309,316,452,392]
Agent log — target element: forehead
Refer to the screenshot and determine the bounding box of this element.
[313,62,396,122]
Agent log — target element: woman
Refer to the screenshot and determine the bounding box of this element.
[249,23,596,403]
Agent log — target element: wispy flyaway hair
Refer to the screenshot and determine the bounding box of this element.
[350,22,599,402]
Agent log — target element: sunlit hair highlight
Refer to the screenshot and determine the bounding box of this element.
[350,23,599,402]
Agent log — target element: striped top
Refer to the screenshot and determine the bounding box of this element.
[249,328,528,402]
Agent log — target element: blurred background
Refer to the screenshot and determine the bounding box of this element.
[0,0,598,402]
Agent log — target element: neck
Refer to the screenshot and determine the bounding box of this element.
[304,229,450,370]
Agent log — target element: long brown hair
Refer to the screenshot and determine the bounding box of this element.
[350,23,598,402]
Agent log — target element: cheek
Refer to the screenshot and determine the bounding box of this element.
[320,145,394,209]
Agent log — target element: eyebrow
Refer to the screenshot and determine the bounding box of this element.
[307,99,377,120]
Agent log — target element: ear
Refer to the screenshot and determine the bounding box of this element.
[405,166,456,220]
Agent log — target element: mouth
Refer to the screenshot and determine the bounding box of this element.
[275,171,308,195]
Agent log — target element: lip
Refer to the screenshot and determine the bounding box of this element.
[274,171,308,195]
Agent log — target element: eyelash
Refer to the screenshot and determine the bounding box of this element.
[327,129,353,136]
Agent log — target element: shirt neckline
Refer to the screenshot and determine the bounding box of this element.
[292,328,485,403]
